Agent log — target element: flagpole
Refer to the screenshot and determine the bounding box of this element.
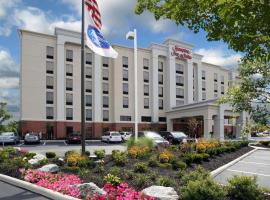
[81,0,86,155]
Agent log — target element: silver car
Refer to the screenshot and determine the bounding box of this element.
[0,132,20,145]
[24,132,40,144]
[135,131,170,147]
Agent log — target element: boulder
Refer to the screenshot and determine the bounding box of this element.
[141,186,179,200]
[28,154,46,165]
[77,182,106,198]
[38,164,59,173]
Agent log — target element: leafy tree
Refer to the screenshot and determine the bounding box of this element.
[135,0,270,124]
[0,103,12,131]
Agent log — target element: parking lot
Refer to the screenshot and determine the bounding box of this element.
[214,149,270,188]
[0,140,127,157]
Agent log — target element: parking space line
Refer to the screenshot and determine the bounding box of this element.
[239,161,270,166]
[43,141,46,146]
[63,141,67,146]
[227,169,270,177]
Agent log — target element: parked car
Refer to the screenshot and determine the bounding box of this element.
[120,131,132,141]
[101,131,122,143]
[66,132,81,144]
[133,131,169,147]
[0,132,20,145]
[24,132,40,144]
[159,131,194,144]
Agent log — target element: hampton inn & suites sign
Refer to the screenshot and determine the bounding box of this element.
[171,46,192,60]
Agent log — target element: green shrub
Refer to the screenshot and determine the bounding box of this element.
[176,169,185,179]
[172,160,187,170]
[94,149,106,159]
[158,163,172,169]
[181,166,210,186]
[78,168,90,180]
[227,176,264,200]
[181,178,226,200]
[148,156,159,167]
[126,137,154,150]
[64,150,77,158]
[133,162,148,173]
[45,152,56,159]
[149,171,158,181]
[133,174,151,189]
[84,151,91,156]
[77,158,91,168]
[156,176,175,187]
[108,166,121,176]
[104,174,122,186]
[122,170,135,180]
[25,152,36,159]
[181,153,195,165]
[259,141,270,146]
[38,158,48,166]
[3,147,17,156]
[0,160,21,178]
[169,145,178,151]
[62,166,80,173]
[112,150,127,166]
[95,160,105,173]
[0,151,9,162]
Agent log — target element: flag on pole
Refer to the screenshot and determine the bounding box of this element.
[84,0,118,58]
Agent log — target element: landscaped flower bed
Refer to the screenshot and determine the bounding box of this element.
[0,139,269,200]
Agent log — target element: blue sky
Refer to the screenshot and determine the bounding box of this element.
[0,0,242,120]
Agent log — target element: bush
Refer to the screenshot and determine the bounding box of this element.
[133,174,151,189]
[158,150,175,163]
[259,140,270,146]
[108,166,121,176]
[169,145,178,151]
[128,146,150,159]
[112,150,127,166]
[126,137,154,150]
[66,151,89,167]
[148,156,159,167]
[122,170,135,180]
[181,178,226,200]
[227,176,264,200]
[156,176,175,187]
[65,150,77,158]
[45,152,56,159]
[84,151,91,156]
[172,160,187,170]
[94,149,105,159]
[158,163,172,169]
[78,168,90,180]
[103,174,122,186]
[38,158,48,166]
[180,142,194,153]
[133,162,148,173]
[181,166,210,186]
[0,158,25,178]
[62,166,80,173]
[25,152,36,159]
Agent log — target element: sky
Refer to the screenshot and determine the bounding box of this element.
[0,0,242,120]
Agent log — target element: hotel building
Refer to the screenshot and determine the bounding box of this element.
[19,28,247,139]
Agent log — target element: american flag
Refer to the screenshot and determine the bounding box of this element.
[85,0,102,30]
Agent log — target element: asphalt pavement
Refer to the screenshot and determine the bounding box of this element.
[0,181,50,200]
[214,149,270,188]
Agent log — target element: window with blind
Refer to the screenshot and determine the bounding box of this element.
[123,83,128,95]
[66,79,73,91]
[66,108,73,120]
[66,93,73,105]
[66,49,73,62]
[85,95,92,106]
[103,96,109,108]
[214,83,218,92]
[159,86,163,97]
[221,75,224,84]
[103,57,109,67]
[158,74,163,84]
[86,109,92,121]
[214,73,218,82]
[202,92,206,100]
[176,76,184,86]
[86,67,92,79]
[103,82,109,94]
[86,81,92,93]
[123,69,128,81]
[143,58,149,70]
[103,110,109,121]
[46,76,54,89]
[159,99,163,110]
[46,107,54,119]
[143,71,149,83]
[123,96,128,108]
[176,88,184,98]
[103,68,109,80]
[120,116,131,121]
[46,92,53,104]
[66,64,73,76]
[46,61,54,74]
[202,70,206,80]
[122,56,128,68]
[158,61,163,72]
[202,81,206,91]
[46,46,54,59]
[144,98,149,109]
[144,84,149,96]
[176,63,184,74]
[86,53,92,65]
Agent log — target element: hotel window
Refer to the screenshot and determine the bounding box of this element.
[176,100,184,106]
[122,56,128,68]
[141,116,151,122]
[66,49,73,62]
[46,92,53,104]
[123,83,128,94]
[214,83,218,93]
[46,107,53,119]
[176,76,184,86]
[202,81,206,91]
[86,53,92,65]
[103,96,109,108]
[143,71,149,83]
[214,73,218,82]
[46,61,54,74]
[103,82,109,94]
[221,75,224,84]
[123,96,129,108]
[66,108,73,120]
[176,63,184,74]
[120,116,131,121]
[144,98,149,109]
[176,88,184,98]
[158,74,163,84]
[123,69,128,81]
[159,99,163,110]
[202,92,206,100]
[103,110,109,121]
[66,64,73,76]
[86,109,92,121]
[144,84,149,96]
[46,76,54,89]
[46,46,54,59]
[103,68,109,80]
[85,95,92,107]
[202,70,206,80]
[158,61,163,72]
[159,117,167,122]
[143,58,149,70]
[86,67,92,79]
[221,85,225,95]
[103,57,109,67]
[86,81,92,93]
[66,79,73,91]
[66,93,73,105]
[159,86,163,97]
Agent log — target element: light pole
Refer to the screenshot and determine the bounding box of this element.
[126,29,138,142]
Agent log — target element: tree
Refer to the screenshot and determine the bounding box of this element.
[0,102,11,125]
[135,0,270,124]
[187,117,200,138]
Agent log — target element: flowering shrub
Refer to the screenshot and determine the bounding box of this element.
[128,146,150,159]
[158,150,174,163]
[23,170,82,198]
[196,139,221,153]
[103,174,122,186]
[66,151,89,167]
[180,142,194,153]
[87,183,155,200]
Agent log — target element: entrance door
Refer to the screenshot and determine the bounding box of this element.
[46,126,54,140]
[66,126,73,136]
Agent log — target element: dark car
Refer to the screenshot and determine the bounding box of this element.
[159,131,194,145]
[66,132,81,144]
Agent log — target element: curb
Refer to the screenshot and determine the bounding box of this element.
[211,148,257,177]
[0,174,80,200]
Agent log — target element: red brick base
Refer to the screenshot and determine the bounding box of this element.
[20,121,167,139]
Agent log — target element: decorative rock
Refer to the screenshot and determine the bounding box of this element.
[77,182,106,198]
[38,164,59,173]
[28,154,46,165]
[141,186,179,200]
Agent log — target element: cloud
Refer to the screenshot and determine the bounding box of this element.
[0,0,20,19]
[0,89,20,120]
[195,48,242,68]
[0,78,19,89]
[0,49,19,78]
